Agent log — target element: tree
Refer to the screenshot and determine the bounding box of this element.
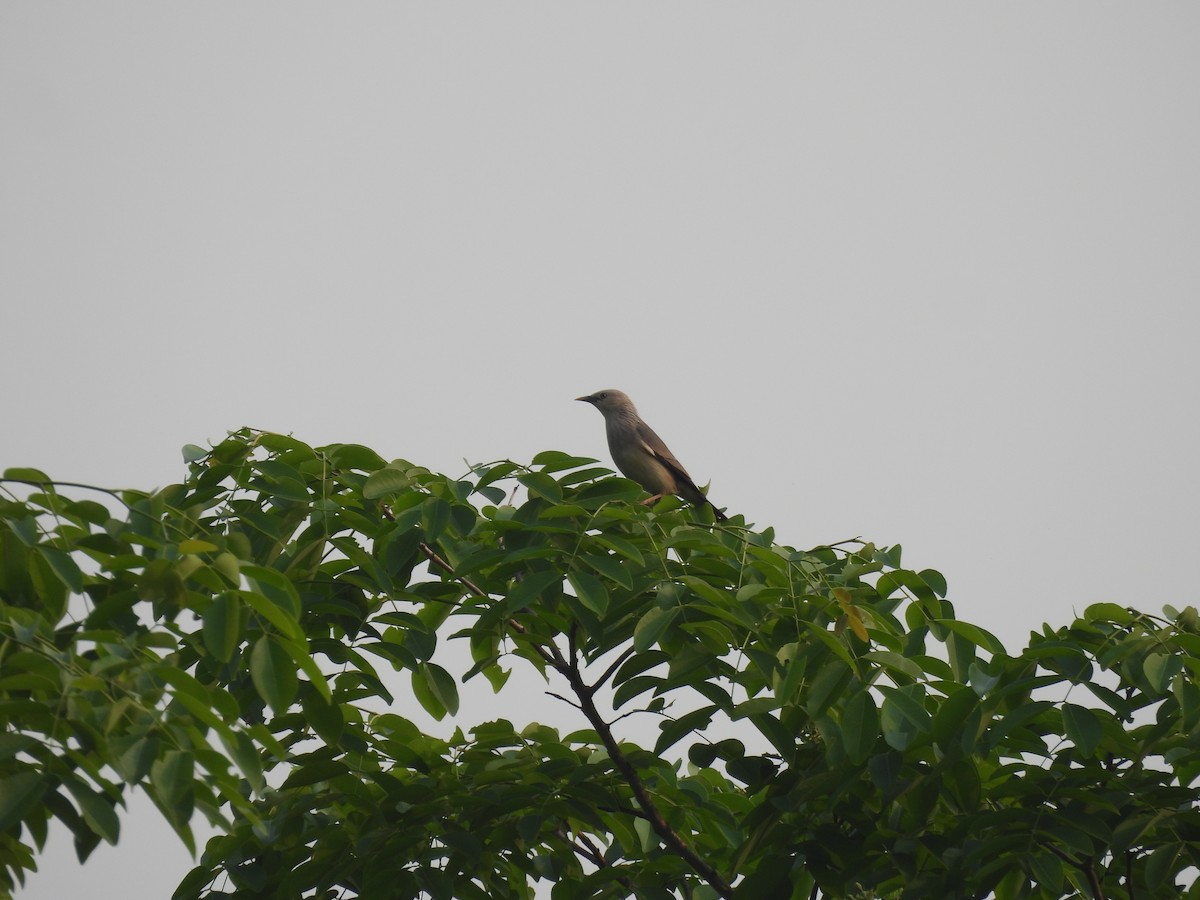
[1,427,1198,899]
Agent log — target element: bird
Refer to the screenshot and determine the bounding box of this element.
[576,389,727,521]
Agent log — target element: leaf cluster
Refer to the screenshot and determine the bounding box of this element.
[1,432,1198,899]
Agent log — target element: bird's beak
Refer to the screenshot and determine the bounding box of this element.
[575,395,594,404]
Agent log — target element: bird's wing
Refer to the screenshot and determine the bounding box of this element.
[635,420,727,520]
[636,421,700,493]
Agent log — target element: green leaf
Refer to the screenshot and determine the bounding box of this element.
[0,734,37,762]
[733,854,794,898]
[633,816,656,852]
[239,589,302,641]
[111,734,159,784]
[917,568,948,597]
[37,546,84,593]
[181,444,208,463]
[590,533,644,565]
[3,466,51,483]
[1061,703,1102,757]
[285,639,333,703]
[0,771,46,831]
[63,776,121,845]
[682,575,732,608]
[420,662,460,718]
[363,466,412,499]
[241,564,301,619]
[503,569,562,613]
[517,472,563,503]
[1027,851,1065,895]
[422,497,451,542]
[731,697,781,719]
[281,757,350,790]
[202,593,242,663]
[213,551,240,585]
[157,666,216,710]
[150,750,194,833]
[1083,602,1134,624]
[655,705,717,755]
[806,660,853,718]
[582,552,634,590]
[863,650,926,681]
[531,451,598,472]
[28,551,68,619]
[880,685,931,751]
[151,751,193,806]
[1146,841,1184,891]
[332,443,389,471]
[932,618,1006,655]
[567,570,609,616]
[841,690,880,764]
[1143,653,1182,694]
[250,636,299,714]
[931,686,980,751]
[219,730,265,794]
[968,660,1002,696]
[634,606,677,653]
[301,691,345,746]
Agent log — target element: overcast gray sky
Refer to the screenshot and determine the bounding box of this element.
[4,5,1199,897]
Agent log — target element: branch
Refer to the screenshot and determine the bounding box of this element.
[419,542,489,600]
[418,537,729,894]
[562,662,733,898]
[1083,858,1106,900]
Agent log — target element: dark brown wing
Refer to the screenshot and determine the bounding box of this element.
[635,420,727,520]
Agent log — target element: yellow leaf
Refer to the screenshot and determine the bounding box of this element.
[179,538,219,554]
[833,588,870,642]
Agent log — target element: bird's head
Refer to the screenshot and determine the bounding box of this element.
[576,389,635,418]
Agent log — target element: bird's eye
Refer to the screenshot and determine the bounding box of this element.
[597,392,607,400]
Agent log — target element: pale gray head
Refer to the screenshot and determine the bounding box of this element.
[575,389,637,419]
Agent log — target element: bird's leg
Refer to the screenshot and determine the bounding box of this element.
[640,493,665,506]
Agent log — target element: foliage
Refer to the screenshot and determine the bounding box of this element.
[1,428,1198,899]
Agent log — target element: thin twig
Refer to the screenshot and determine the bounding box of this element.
[814,535,864,550]
[589,647,636,697]
[419,542,489,600]
[0,477,132,501]
[546,691,583,711]
[1039,840,1083,869]
[555,823,636,894]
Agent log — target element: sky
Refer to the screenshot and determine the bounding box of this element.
[3,4,1199,897]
